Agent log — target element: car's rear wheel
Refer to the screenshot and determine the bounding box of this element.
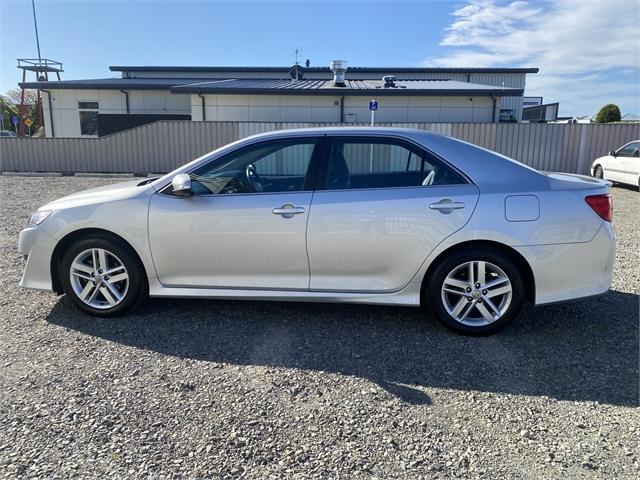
[426,248,525,335]
[594,165,604,179]
[60,236,146,316]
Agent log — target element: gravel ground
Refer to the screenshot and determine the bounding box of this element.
[0,176,638,479]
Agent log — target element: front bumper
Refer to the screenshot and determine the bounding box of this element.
[18,225,57,291]
[514,222,615,305]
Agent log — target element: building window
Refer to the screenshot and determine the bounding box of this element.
[78,101,99,135]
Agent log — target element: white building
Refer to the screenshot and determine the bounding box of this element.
[21,63,538,138]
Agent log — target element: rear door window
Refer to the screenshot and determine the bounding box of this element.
[323,137,467,190]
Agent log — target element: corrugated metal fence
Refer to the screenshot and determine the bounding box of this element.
[1,121,638,174]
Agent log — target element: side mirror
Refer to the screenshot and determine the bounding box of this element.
[609,150,617,157]
[171,173,192,196]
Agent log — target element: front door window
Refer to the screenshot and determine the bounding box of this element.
[616,142,640,157]
[188,138,318,195]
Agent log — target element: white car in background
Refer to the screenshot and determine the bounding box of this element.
[591,140,640,190]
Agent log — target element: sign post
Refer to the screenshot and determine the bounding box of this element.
[24,118,33,136]
[0,114,5,130]
[369,99,378,126]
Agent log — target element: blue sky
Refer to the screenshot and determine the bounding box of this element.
[1,0,638,117]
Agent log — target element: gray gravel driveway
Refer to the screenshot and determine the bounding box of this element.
[1,176,638,479]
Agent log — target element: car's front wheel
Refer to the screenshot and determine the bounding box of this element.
[60,235,147,316]
[426,248,525,335]
[594,165,604,179]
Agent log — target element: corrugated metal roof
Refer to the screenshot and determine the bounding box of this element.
[109,65,540,74]
[172,78,524,96]
[20,77,524,96]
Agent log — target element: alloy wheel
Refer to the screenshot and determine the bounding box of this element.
[441,260,513,326]
[69,248,130,309]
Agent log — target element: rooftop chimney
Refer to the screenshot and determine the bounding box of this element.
[330,60,348,87]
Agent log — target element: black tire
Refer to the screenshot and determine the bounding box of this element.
[60,235,147,317]
[426,247,525,335]
[594,165,604,179]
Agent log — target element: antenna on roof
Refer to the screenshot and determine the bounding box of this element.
[292,47,301,83]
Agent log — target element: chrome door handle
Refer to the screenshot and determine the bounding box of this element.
[429,199,465,213]
[272,204,305,218]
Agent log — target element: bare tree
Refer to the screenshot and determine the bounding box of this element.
[5,88,39,106]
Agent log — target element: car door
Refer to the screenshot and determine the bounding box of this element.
[306,135,480,292]
[605,142,636,182]
[148,137,321,289]
[619,142,640,186]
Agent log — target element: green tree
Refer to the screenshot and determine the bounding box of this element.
[595,104,622,123]
[0,95,18,131]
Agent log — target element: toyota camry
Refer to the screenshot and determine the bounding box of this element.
[18,128,615,335]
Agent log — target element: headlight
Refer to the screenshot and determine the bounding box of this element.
[28,211,52,226]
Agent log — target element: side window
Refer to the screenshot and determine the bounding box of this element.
[325,138,466,190]
[78,101,99,136]
[188,138,317,195]
[617,142,639,157]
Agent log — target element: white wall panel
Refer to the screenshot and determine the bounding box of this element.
[311,107,340,122]
[472,107,494,122]
[249,106,281,122]
[45,88,525,138]
[441,108,474,122]
[166,93,190,112]
[45,90,191,137]
[407,108,441,122]
[217,105,250,121]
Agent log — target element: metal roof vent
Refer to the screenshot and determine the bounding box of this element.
[330,60,348,87]
[383,75,397,87]
[289,64,305,81]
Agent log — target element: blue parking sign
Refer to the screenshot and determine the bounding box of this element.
[369,100,378,111]
[11,115,19,125]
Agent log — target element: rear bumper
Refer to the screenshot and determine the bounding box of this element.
[515,222,615,305]
[18,226,56,291]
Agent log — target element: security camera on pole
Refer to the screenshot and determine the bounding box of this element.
[369,99,378,126]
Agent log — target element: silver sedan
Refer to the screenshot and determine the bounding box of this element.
[18,128,615,335]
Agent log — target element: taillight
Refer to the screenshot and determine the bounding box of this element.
[585,194,612,222]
